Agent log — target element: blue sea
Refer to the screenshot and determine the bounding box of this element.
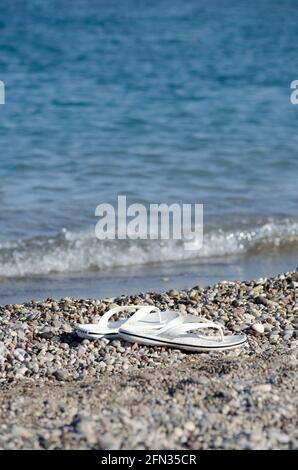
[0,0,298,303]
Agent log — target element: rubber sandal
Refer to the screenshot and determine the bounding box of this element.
[75,305,177,340]
[119,312,247,352]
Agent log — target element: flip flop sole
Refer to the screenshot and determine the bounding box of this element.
[75,329,117,340]
[119,331,247,352]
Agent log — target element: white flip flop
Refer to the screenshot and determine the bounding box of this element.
[75,305,178,340]
[119,312,247,352]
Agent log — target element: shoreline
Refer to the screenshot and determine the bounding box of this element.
[0,251,296,305]
[0,270,298,449]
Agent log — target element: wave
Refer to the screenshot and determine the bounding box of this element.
[0,220,298,279]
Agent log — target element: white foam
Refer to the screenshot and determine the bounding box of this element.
[0,219,298,278]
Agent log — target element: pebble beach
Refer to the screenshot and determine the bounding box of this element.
[0,270,298,450]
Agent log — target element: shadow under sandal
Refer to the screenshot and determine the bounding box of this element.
[119,313,247,352]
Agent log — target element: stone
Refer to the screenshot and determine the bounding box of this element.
[53,369,68,381]
[0,342,8,362]
[252,384,272,393]
[268,430,291,444]
[251,323,265,335]
[15,367,28,379]
[184,421,196,432]
[73,413,97,444]
[168,289,179,298]
[37,328,55,339]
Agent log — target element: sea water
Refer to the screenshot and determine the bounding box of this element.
[0,0,298,302]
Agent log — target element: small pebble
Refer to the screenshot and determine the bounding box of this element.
[251,323,265,335]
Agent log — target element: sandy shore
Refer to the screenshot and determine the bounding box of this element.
[0,271,298,449]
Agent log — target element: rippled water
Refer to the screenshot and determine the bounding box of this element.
[0,0,298,301]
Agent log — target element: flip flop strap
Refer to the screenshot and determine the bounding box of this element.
[159,321,225,342]
[125,305,162,325]
[98,305,148,330]
[151,313,185,335]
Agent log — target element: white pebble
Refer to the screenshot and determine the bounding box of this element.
[252,323,265,334]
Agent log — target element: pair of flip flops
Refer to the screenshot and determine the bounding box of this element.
[75,305,247,352]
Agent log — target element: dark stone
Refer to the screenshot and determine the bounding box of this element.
[37,328,54,339]
[53,369,68,381]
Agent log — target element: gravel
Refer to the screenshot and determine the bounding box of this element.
[0,269,298,449]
